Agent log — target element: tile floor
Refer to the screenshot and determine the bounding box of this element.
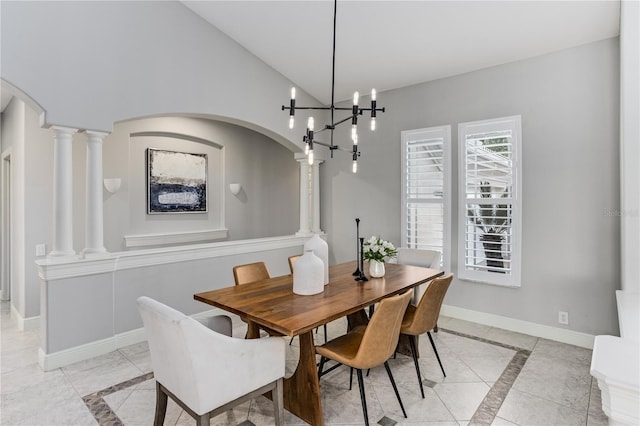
[1,301,609,425]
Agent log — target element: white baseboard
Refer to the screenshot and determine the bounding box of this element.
[38,308,226,371]
[10,304,39,331]
[441,304,595,349]
[39,337,117,372]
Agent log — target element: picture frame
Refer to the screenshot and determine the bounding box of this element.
[147,148,208,214]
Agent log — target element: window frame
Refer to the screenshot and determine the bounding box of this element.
[400,125,452,272]
[457,115,522,287]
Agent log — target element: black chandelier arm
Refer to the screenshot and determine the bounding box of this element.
[311,140,355,154]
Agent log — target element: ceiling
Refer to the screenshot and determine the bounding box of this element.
[182,1,620,105]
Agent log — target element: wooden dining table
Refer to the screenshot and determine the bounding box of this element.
[194,260,443,425]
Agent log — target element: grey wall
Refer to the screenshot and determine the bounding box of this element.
[322,38,620,336]
[1,0,311,321]
[0,98,52,320]
[44,243,302,353]
[0,1,320,151]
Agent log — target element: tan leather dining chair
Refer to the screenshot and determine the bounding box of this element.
[287,255,301,273]
[233,262,270,286]
[316,290,413,426]
[233,262,275,337]
[400,273,453,398]
[137,296,285,426]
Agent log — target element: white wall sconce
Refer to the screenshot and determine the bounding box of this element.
[229,183,242,196]
[104,178,122,193]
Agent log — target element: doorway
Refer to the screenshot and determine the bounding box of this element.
[1,150,11,301]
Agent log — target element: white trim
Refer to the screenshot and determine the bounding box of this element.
[441,304,595,349]
[38,308,227,371]
[124,228,228,248]
[36,234,308,280]
[10,304,39,331]
[39,337,117,372]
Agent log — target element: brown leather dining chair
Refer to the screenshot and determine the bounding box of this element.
[316,290,413,426]
[233,262,274,337]
[233,261,270,287]
[287,255,301,274]
[400,273,453,398]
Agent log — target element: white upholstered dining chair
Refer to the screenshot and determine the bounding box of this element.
[396,248,441,304]
[137,296,285,426]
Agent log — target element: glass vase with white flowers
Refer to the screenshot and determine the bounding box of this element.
[363,237,397,277]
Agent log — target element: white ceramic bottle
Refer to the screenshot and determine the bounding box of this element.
[293,250,324,295]
[304,234,329,285]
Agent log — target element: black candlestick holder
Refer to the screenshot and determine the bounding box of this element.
[355,237,368,282]
[353,218,361,276]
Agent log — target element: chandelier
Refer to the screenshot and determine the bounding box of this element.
[282,0,385,173]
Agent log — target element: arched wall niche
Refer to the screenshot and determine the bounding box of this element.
[100,113,302,252]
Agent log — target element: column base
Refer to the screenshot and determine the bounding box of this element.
[48,250,76,258]
[81,248,109,259]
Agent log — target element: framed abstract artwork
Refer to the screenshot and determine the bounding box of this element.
[147,148,208,214]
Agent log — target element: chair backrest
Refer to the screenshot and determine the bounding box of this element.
[137,296,227,413]
[233,262,270,285]
[288,255,301,274]
[403,273,453,335]
[138,296,285,416]
[353,290,413,368]
[397,248,441,269]
[397,249,442,304]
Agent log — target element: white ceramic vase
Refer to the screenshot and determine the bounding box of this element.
[369,260,385,278]
[293,250,324,295]
[304,234,329,285]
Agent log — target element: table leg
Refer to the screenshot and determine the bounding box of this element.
[397,334,419,357]
[246,321,261,339]
[283,331,323,425]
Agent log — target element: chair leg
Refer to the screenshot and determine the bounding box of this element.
[154,382,168,426]
[427,331,446,377]
[273,378,284,426]
[408,335,425,398]
[356,369,369,426]
[318,356,327,378]
[196,414,210,426]
[349,367,354,390]
[323,324,328,344]
[383,361,407,418]
[289,336,294,345]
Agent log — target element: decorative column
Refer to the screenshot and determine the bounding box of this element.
[311,159,323,234]
[82,131,108,257]
[295,153,311,236]
[49,126,77,257]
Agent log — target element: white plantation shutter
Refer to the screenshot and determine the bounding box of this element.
[458,116,522,287]
[401,126,451,271]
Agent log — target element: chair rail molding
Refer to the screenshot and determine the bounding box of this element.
[36,234,309,281]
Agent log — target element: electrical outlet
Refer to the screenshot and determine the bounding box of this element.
[35,244,46,257]
[558,311,569,325]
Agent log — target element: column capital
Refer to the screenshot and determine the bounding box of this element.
[50,126,78,136]
[294,152,309,163]
[84,130,110,140]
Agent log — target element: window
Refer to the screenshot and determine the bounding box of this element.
[458,116,522,287]
[401,126,451,271]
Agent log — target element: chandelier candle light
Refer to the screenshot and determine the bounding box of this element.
[282,0,385,173]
